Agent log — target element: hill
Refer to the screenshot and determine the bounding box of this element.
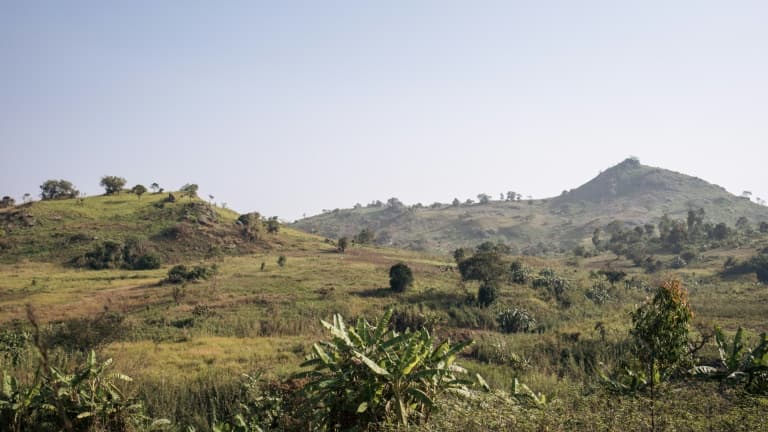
[0,192,277,264]
[293,158,768,253]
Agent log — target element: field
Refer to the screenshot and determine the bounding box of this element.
[1,195,767,431]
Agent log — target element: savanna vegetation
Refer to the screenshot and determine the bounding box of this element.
[1,172,768,431]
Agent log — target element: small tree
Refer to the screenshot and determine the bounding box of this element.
[354,228,375,245]
[337,237,349,253]
[40,179,79,200]
[131,184,147,200]
[452,198,460,207]
[180,183,199,200]
[0,196,15,208]
[629,279,692,430]
[150,182,160,193]
[477,193,491,204]
[389,263,414,293]
[100,176,127,195]
[266,216,280,234]
[277,255,287,267]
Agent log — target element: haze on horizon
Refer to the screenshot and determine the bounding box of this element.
[1,1,766,221]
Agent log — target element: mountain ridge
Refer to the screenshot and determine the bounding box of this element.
[293,158,768,253]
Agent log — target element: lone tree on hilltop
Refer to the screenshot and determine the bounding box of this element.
[180,183,199,200]
[100,176,127,195]
[389,263,414,293]
[40,179,79,200]
[477,193,491,204]
[150,182,160,193]
[131,184,147,200]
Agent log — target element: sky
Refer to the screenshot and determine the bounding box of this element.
[1,1,767,220]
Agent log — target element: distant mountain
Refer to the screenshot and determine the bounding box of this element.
[293,158,768,253]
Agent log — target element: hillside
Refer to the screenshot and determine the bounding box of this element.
[0,192,277,264]
[293,158,768,253]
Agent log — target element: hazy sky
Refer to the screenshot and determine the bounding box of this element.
[2,1,766,220]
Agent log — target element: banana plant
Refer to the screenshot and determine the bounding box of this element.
[0,350,149,431]
[690,326,768,394]
[297,309,479,430]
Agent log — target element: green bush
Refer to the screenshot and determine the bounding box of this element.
[388,263,414,293]
[497,308,536,333]
[166,264,217,284]
[477,282,498,307]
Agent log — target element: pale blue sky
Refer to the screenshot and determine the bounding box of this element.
[2,1,766,220]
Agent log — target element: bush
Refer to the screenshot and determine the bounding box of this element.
[390,305,441,333]
[277,255,287,267]
[166,264,217,284]
[497,308,536,333]
[477,282,498,307]
[586,278,612,305]
[133,253,161,270]
[509,260,533,284]
[532,268,572,304]
[389,263,414,292]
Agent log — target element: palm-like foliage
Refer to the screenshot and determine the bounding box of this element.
[297,309,476,430]
[1,350,145,431]
[691,326,768,394]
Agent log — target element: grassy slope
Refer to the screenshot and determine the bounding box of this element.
[2,189,768,429]
[293,159,768,253]
[0,192,265,264]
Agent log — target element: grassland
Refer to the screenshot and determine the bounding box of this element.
[1,193,767,431]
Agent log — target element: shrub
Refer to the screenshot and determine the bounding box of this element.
[297,310,477,429]
[477,281,498,307]
[388,263,414,292]
[166,264,217,284]
[509,260,533,284]
[390,305,441,333]
[133,253,161,270]
[532,268,572,304]
[586,278,612,305]
[497,308,536,333]
[277,255,287,267]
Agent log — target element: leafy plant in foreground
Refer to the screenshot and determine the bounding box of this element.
[297,309,477,430]
[0,350,147,431]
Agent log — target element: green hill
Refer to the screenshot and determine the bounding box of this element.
[293,158,768,253]
[0,192,275,264]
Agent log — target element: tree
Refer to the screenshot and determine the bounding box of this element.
[354,228,375,245]
[337,237,348,253]
[266,216,280,234]
[477,193,491,204]
[277,255,287,267]
[453,247,466,264]
[386,197,404,209]
[0,196,15,208]
[131,184,147,200]
[631,278,692,377]
[506,191,516,202]
[389,263,414,292]
[22,193,31,203]
[100,176,127,195]
[452,198,460,207]
[39,179,79,200]
[180,183,199,200]
[592,228,602,250]
[150,182,160,193]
